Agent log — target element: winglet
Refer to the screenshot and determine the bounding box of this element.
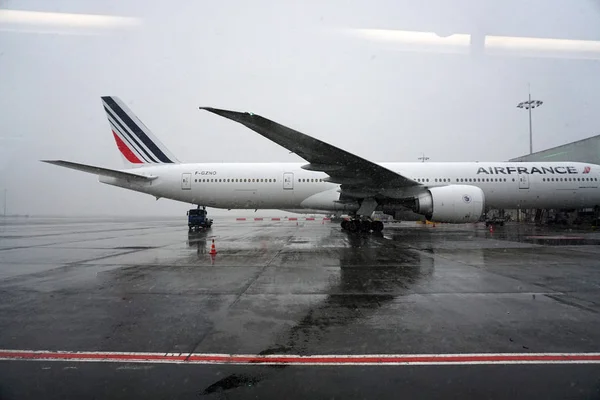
[199,107,257,123]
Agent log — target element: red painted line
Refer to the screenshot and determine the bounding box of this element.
[271,218,281,221]
[288,218,298,221]
[526,236,585,240]
[2,350,600,365]
[306,218,315,221]
[254,218,263,221]
[185,354,600,364]
[236,218,247,221]
[323,218,331,221]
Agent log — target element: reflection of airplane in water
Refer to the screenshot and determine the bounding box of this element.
[201,231,435,393]
[266,232,434,355]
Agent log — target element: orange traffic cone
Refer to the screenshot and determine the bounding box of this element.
[209,239,217,255]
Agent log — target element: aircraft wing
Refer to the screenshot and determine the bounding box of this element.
[42,160,157,182]
[199,108,419,190]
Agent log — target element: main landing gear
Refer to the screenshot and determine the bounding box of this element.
[341,218,384,233]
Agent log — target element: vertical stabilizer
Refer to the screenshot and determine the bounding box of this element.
[101,96,179,167]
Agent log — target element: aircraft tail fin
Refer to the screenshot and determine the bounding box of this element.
[101,96,180,168]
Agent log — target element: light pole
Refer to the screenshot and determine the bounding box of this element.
[517,90,543,155]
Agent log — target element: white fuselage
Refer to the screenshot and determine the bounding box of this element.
[100,161,600,211]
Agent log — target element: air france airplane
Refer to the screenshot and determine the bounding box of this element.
[43,96,600,232]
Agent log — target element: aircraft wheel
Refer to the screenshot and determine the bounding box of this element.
[347,220,359,232]
[341,220,349,230]
[360,220,372,232]
[372,221,384,232]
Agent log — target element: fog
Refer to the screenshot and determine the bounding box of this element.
[1,0,599,216]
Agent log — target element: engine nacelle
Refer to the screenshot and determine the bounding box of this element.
[414,185,485,223]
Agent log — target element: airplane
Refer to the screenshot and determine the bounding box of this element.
[42,96,600,232]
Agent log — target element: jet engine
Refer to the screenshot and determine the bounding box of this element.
[413,185,484,223]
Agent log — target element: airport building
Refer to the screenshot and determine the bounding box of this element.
[508,134,600,225]
[510,134,600,164]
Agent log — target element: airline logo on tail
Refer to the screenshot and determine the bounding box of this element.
[101,96,178,165]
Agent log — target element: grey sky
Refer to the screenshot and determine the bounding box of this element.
[1,0,600,216]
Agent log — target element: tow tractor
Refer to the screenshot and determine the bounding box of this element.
[187,206,213,231]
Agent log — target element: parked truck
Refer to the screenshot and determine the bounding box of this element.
[187,207,213,231]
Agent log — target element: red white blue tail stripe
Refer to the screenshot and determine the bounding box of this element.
[101,96,178,165]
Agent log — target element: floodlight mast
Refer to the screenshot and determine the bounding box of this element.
[517,89,543,155]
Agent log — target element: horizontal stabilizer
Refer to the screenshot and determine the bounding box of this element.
[41,160,157,181]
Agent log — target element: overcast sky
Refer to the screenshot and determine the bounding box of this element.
[1,0,600,216]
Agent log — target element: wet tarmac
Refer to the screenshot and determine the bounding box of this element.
[1,217,600,399]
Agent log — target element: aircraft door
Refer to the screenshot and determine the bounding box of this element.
[181,173,192,190]
[283,172,294,190]
[518,173,529,189]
